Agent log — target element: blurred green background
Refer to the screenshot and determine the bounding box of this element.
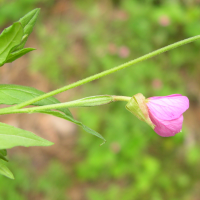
[0,0,200,199]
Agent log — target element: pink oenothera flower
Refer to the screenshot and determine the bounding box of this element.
[126,93,189,137]
[146,94,189,137]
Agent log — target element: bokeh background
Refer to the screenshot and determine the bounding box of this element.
[0,0,200,199]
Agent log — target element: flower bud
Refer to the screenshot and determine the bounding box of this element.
[70,95,114,107]
[126,93,189,137]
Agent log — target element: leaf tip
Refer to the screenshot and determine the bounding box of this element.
[9,174,15,180]
[33,8,41,15]
[46,141,54,146]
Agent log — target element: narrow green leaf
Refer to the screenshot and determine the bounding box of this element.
[6,48,35,63]
[0,84,72,117]
[14,8,40,51]
[40,111,106,143]
[0,160,14,179]
[0,22,23,66]
[0,122,53,149]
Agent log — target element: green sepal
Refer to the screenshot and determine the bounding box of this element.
[126,93,155,129]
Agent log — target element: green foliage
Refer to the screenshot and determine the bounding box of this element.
[16,8,40,50]
[0,120,53,179]
[0,22,23,66]
[6,47,35,63]
[0,84,72,116]
[0,84,106,143]
[0,160,14,179]
[0,122,53,149]
[0,8,40,66]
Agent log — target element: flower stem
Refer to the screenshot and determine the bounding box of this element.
[11,35,200,109]
[113,96,131,102]
[0,95,131,115]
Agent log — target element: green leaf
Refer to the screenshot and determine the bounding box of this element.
[6,48,35,63]
[0,122,53,149]
[14,8,40,51]
[40,111,106,144]
[0,84,106,143]
[0,22,23,66]
[0,84,72,117]
[0,160,14,179]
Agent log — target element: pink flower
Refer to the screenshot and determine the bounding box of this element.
[146,94,189,137]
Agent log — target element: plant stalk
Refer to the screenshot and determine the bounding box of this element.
[0,95,131,115]
[10,35,200,110]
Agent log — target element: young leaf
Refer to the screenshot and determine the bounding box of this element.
[0,160,14,179]
[0,122,53,149]
[6,48,35,63]
[0,84,72,117]
[0,22,23,66]
[14,8,40,51]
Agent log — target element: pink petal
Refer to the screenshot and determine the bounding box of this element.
[147,94,189,120]
[149,112,183,137]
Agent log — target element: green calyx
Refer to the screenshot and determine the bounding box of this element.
[125,93,155,129]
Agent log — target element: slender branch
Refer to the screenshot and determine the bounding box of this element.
[11,35,200,109]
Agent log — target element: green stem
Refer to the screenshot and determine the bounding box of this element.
[11,35,200,109]
[0,95,131,115]
[113,96,131,102]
